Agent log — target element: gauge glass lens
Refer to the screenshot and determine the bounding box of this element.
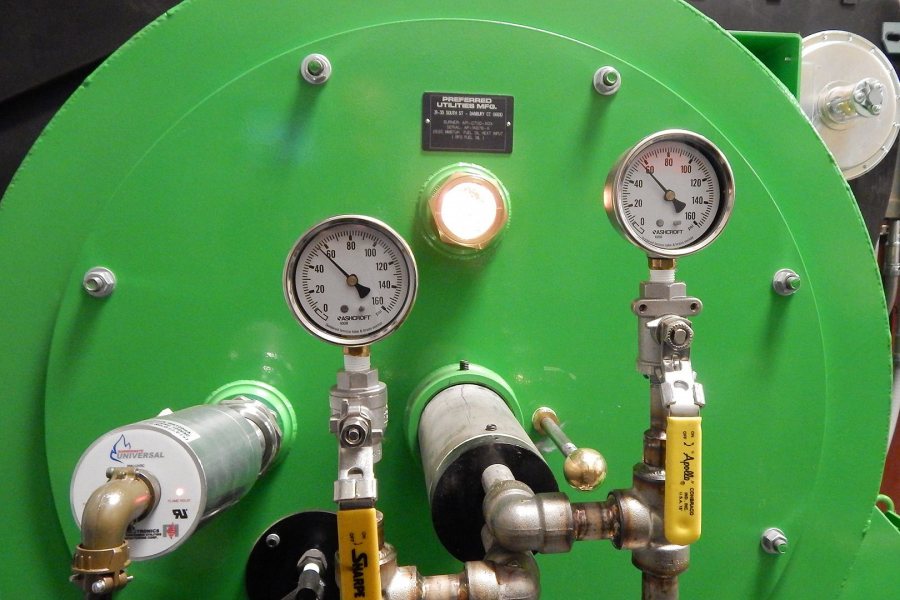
[285,217,416,344]
[618,140,723,251]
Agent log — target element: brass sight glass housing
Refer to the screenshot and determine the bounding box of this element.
[420,163,510,253]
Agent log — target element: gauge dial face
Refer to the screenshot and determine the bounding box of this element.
[284,216,417,346]
[605,130,734,257]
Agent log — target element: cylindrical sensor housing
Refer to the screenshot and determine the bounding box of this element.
[418,384,557,561]
[70,399,281,559]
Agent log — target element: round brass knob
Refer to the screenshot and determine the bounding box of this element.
[564,448,608,491]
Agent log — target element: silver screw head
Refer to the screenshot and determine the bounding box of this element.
[593,66,622,96]
[265,533,281,548]
[853,78,885,116]
[300,53,332,85]
[760,527,788,555]
[772,268,801,296]
[91,579,108,593]
[83,267,116,298]
[341,423,367,447]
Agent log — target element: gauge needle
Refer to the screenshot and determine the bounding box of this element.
[643,164,687,213]
[320,251,371,298]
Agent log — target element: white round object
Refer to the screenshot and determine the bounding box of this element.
[284,215,418,346]
[70,425,206,559]
[604,130,735,258]
[800,30,900,179]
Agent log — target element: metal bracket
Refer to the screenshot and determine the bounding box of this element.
[660,360,705,417]
[884,23,900,55]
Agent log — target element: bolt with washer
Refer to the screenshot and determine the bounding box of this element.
[772,268,801,296]
[594,66,622,96]
[340,418,369,447]
[300,53,332,85]
[265,533,281,548]
[853,78,885,116]
[83,267,116,298]
[760,527,788,555]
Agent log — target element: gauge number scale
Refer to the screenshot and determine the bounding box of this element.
[606,130,734,257]
[284,216,417,345]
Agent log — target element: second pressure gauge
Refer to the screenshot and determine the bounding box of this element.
[284,215,418,346]
[604,130,735,257]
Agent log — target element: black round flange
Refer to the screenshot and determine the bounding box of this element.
[245,511,339,600]
[431,443,558,561]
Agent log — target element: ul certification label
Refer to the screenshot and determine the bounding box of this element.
[422,92,513,153]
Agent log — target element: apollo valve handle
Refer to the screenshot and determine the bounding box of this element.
[649,314,705,545]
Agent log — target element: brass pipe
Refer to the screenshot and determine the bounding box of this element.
[81,468,155,548]
[71,467,157,598]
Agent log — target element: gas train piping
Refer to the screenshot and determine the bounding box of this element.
[403,255,706,599]
[475,255,706,599]
[406,130,730,599]
[69,391,292,598]
[325,346,547,600]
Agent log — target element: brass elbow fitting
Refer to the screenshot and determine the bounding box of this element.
[71,467,157,597]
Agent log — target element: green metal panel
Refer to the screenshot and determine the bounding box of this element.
[730,31,802,98]
[0,0,895,598]
[838,508,900,598]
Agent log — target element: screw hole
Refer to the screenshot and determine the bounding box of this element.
[638,304,647,313]
[690,302,699,311]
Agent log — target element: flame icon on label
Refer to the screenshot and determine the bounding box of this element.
[110,434,131,464]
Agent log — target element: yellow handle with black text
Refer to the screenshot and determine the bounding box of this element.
[337,507,382,600]
[665,416,702,545]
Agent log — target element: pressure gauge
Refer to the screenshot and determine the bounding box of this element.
[284,215,418,346]
[604,130,735,258]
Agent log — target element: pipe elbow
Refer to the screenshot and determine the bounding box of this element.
[485,485,542,551]
[80,468,156,549]
[484,480,574,554]
[467,551,540,600]
[71,467,157,597]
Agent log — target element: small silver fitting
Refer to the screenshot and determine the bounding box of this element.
[265,533,280,548]
[760,527,788,555]
[593,66,622,96]
[82,267,116,298]
[340,417,370,447]
[297,549,328,600]
[772,268,802,296]
[823,77,885,124]
[91,580,108,594]
[853,78,885,116]
[300,53,332,85]
[656,316,694,351]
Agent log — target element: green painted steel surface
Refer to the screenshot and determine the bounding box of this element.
[730,31,802,98]
[0,0,896,598]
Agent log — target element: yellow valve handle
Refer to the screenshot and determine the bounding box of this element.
[664,415,702,545]
[337,507,382,600]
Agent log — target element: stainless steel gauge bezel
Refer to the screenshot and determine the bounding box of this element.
[604,129,735,258]
[283,215,418,346]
